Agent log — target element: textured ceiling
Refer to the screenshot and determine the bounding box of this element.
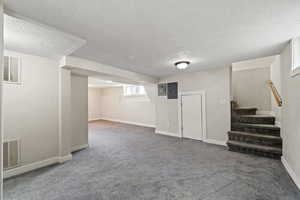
[5,0,300,77]
[4,14,85,60]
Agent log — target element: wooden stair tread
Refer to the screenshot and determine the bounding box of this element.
[232,122,280,130]
[228,131,281,140]
[227,141,282,154]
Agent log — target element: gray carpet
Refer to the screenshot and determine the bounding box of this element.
[4,120,300,200]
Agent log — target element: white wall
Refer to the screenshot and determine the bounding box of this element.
[88,88,102,121]
[88,87,156,127]
[71,74,88,151]
[156,67,231,143]
[280,42,300,189]
[270,55,282,125]
[232,67,271,111]
[59,68,72,157]
[0,1,3,196]
[3,50,59,166]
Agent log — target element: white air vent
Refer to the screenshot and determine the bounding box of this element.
[3,55,21,84]
[3,139,21,170]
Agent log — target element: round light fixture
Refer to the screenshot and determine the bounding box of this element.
[174,61,190,70]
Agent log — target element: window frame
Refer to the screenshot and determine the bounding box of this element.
[291,38,300,77]
[123,85,146,97]
[2,55,22,85]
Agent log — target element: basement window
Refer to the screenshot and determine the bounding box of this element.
[3,56,21,84]
[291,37,300,77]
[123,85,146,96]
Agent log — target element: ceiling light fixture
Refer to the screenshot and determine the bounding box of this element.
[174,61,190,70]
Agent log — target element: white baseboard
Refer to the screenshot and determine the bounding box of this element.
[72,144,89,152]
[281,157,300,190]
[88,118,102,122]
[100,117,156,128]
[155,130,180,138]
[4,154,72,179]
[203,139,227,146]
[155,130,226,147]
[59,154,72,163]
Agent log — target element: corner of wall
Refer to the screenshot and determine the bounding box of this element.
[282,156,300,190]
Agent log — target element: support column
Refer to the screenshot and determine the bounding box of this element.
[58,68,72,162]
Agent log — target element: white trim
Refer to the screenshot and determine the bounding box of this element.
[71,144,89,152]
[100,117,156,128]
[88,118,102,122]
[203,139,227,146]
[282,157,300,190]
[4,154,72,179]
[58,154,72,163]
[155,130,180,138]
[178,90,207,141]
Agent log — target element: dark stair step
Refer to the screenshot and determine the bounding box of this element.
[234,115,275,125]
[231,123,280,136]
[233,107,257,115]
[227,140,282,159]
[228,131,282,147]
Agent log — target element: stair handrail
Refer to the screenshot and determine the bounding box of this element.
[267,80,282,107]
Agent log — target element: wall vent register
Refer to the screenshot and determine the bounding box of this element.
[3,55,21,84]
[3,139,21,170]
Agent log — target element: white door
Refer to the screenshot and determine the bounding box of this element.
[181,94,203,140]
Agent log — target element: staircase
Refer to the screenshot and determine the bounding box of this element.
[227,101,282,159]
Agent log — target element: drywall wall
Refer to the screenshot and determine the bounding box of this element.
[90,87,156,127]
[59,68,72,157]
[270,55,282,125]
[280,42,300,189]
[71,74,88,151]
[156,67,231,143]
[0,2,3,196]
[88,88,102,121]
[232,67,271,111]
[3,50,59,166]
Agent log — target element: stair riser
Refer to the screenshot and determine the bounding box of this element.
[227,144,282,159]
[228,134,282,147]
[231,126,280,136]
[234,110,257,115]
[233,117,275,125]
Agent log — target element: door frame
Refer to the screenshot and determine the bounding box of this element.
[178,90,207,140]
